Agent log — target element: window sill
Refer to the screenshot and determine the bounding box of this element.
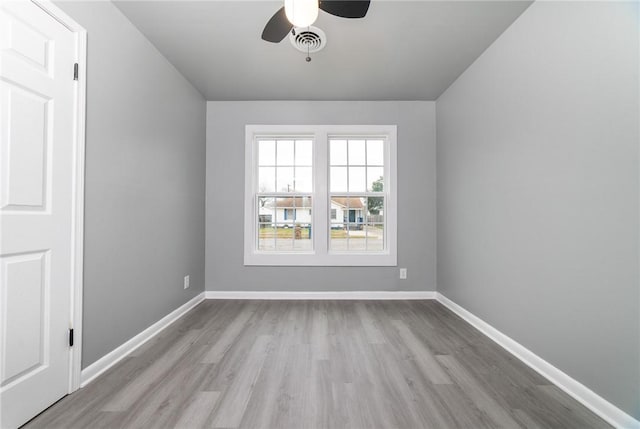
[244,252,397,267]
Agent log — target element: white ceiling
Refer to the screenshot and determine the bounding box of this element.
[114,0,532,100]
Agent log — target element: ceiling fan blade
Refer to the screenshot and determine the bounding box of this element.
[262,7,293,43]
[319,0,370,18]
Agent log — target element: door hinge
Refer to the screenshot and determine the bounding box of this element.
[69,328,74,347]
[73,63,78,81]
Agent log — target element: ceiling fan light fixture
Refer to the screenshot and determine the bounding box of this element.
[284,0,318,28]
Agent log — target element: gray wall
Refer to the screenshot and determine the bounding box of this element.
[437,1,639,419]
[206,101,435,292]
[56,1,207,368]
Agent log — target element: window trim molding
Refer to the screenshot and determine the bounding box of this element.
[244,125,397,266]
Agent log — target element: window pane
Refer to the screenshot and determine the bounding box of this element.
[293,224,311,235]
[294,198,312,224]
[259,140,276,166]
[367,168,384,192]
[277,140,294,165]
[258,167,275,192]
[367,140,384,166]
[366,197,384,219]
[295,140,312,166]
[330,167,348,192]
[294,240,312,251]
[258,225,276,251]
[277,198,292,223]
[330,197,365,220]
[259,196,312,253]
[275,196,312,220]
[293,224,312,251]
[330,139,347,165]
[348,167,366,192]
[276,227,294,251]
[347,223,366,251]
[348,140,366,165]
[257,197,275,224]
[294,212,312,225]
[276,166,294,192]
[329,197,383,253]
[354,197,366,220]
[285,208,295,221]
[330,225,347,251]
[329,197,347,251]
[330,222,345,230]
[366,224,384,251]
[295,166,312,192]
[298,195,313,209]
[331,198,343,222]
[275,198,287,223]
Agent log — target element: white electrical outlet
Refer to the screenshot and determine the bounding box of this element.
[399,268,407,280]
[183,275,190,289]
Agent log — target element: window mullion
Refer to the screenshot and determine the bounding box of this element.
[364,197,368,251]
[291,196,296,249]
[315,130,328,256]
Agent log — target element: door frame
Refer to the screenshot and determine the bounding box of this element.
[31,0,87,393]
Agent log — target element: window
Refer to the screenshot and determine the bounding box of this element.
[329,138,385,252]
[245,125,397,266]
[256,138,312,251]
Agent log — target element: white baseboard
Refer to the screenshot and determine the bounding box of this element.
[436,293,639,429]
[80,292,205,387]
[205,290,437,300]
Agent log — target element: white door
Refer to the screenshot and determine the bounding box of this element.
[0,1,78,427]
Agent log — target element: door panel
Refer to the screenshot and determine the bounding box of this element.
[1,251,49,386]
[1,81,51,210]
[0,8,52,74]
[0,1,77,427]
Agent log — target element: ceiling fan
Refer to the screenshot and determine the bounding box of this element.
[261,0,371,43]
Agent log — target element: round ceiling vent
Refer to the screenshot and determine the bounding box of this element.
[289,26,327,53]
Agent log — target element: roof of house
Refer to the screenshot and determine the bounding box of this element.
[272,197,364,209]
[275,197,312,208]
[330,198,365,209]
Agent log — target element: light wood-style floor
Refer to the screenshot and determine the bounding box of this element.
[25,300,610,429]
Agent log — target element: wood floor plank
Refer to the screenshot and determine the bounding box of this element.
[100,329,202,412]
[23,300,612,429]
[271,343,314,429]
[200,304,271,392]
[119,359,212,428]
[173,391,221,429]
[512,408,547,429]
[354,302,387,344]
[390,318,453,385]
[211,335,272,428]
[432,384,497,429]
[201,303,257,364]
[437,354,524,428]
[310,301,330,360]
[236,338,291,429]
[369,342,455,428]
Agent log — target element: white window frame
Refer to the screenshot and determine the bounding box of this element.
[244,125,397,266]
